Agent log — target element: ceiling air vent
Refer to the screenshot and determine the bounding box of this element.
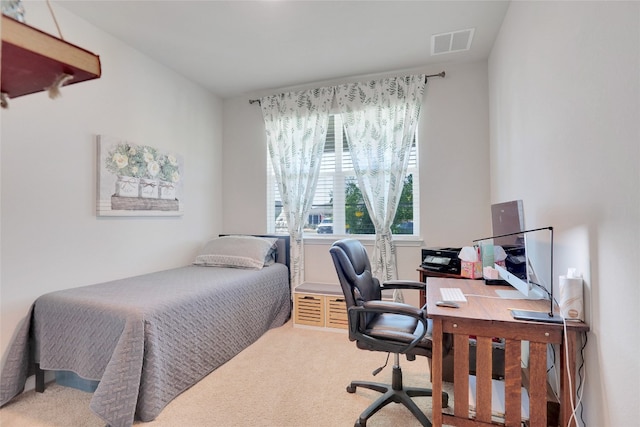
[431,28,475,55]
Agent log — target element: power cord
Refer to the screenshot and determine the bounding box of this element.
[544,312,588,427]
[562,316,588,427]
[530,280,553,298]
[570,331,588,427]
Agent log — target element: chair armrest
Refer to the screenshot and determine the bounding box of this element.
[360,300,424,317]
[348,301,428,354]
[381,280,425,291]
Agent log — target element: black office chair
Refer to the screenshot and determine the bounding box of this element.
[330,239,451,427]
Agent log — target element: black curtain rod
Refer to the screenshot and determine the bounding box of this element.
[248,71,446,105]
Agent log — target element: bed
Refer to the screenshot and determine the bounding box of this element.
[0,235,291,427]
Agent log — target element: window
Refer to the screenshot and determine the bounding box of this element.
[268,114,419,236]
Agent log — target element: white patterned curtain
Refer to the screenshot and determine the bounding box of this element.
[336,75,426,301]
[260,87,334,288]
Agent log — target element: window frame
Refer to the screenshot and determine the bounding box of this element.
[267,114,420,239]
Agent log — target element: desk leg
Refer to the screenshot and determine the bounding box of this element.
[560,330,579,427]
[431,319,443,427]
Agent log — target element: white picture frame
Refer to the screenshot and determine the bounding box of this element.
[96,135,184,217]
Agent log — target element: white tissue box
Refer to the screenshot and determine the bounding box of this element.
[483,266,500,280]
[559,276,584,321]
[461,261,483,279]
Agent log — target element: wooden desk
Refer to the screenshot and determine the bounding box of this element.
[427,278,589,427]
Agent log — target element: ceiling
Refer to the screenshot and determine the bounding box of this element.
[56,0,510,98]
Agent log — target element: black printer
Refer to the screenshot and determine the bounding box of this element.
[421,248,462,275]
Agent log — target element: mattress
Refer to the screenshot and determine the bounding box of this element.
[0,263,291,427]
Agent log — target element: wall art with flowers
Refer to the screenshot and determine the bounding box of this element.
[97,135,184,216]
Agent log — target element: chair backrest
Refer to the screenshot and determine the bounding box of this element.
[330,239,382,325]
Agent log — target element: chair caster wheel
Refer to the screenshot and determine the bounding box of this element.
[354,419,365,427]
[346,384,356,393]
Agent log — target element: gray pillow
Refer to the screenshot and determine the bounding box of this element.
[194,235,278,269]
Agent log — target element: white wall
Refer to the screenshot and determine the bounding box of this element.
[7,3,633,425]
[489,2,639,426]
[0,2,223,379]
[222,61,492,304]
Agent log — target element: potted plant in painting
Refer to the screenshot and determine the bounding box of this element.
[139,146,160,199]
[158,153,180,200]
[105,142,180,201]
[105,143,142,198]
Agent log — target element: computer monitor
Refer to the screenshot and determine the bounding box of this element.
[493,232,532,297]
[475,227,563,323]
[491,200,525,246]
[484,200,530,295]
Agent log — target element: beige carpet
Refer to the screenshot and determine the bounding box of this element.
[0,320,453,427]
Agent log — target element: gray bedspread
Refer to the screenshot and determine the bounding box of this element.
[0,264,291,427]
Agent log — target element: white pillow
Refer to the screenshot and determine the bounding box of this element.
[194,235,278,269]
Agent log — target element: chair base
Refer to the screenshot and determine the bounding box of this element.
[346,365,449,427]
